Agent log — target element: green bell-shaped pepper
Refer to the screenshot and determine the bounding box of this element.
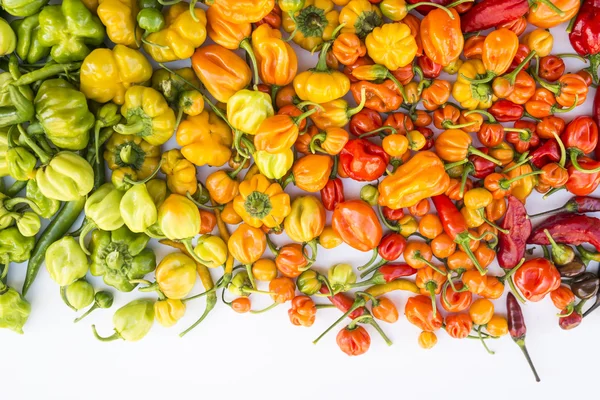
[89,226,156,292]
[37,0,104,63]
[26,179,60,219]
[74,291,114,323]
[0,282,31,334]
[45,236,89,286]
[0,0,48,17]
[0,17,16,56]
[92,298,154,342]
[0,128,10,177]
[62,279,94,311]
[0,226,35,264]
[34,79,95,150]
[120,183,158,233]
[85,183,125,231]
[11,13,51,64]
[36,151,94,201]
[14,211,41,237]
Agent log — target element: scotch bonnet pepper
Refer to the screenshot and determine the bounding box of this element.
[80,45,153,105]
[11,13,50,64]
[0,281,31,334]
[92,299,154,342]
[332,200,382,252]
[97,0,141,48]
[36,152,94,202]
[282,0,339,51]
[1,0,48,17]
[45,236,89,287]
[176,110,232,168]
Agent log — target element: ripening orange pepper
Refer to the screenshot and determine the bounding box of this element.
[445,314,473,339]
[205,170,240,205]
[421,79,451,111]
[405,295,443,332]
[191,44,252,103]
[232,174,291,229]
[309,96,365,130]
[251,24,298,87]
[378,151,450,210]
[254,108,316,154]
[206,4,252,50]
[284,196,326,244]
[228,223,267,265]
[332,33,367,66]
[462,270,504,299]
[212,0,275,24]
[463,35,486,60]
[310,127,350,156]
[527,0,581,29]
[435,129,500,165]
[291,154,334,193]
[403,13,422,56]
[481,28,519,79]
[420,8,463,67]
[332,199,383,252]
[505,71,536,105]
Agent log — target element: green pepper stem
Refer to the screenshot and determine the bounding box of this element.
[114,117,145,136]
[377,205,400,232]
[407,1,468,19]
[385,72,408,102]
[78,221,96,256]
[533,0,564,16]
[309,132,327,154]
[358,126,397,139]
[477,325,495,355]
[239,39,260,90]
[457,232,487,275]
[73,304,98,323]
[357,248,379,271]
[266,234,280,256]
[444,120,477,130]
[245,264,257,290]
[124,159,163,185]
[347,86,367,117]
[501,170,544,188]
[570,151,600,174]
[313,298,365,344]
[12,63,82,86]
[293,107,320,126]
[464,109,497,123]
[179,292,217,337]
[186,192,224,211]
[515,338,541,382]
[482,216,509,235]
[16,125,51,164]
[315,304,337,309]
[314,40,333,72]
[501,50,537,85]
[366,317,393,346]
[91,325,121,342]
[469,146,503,166]
[502,154,532,173]
[459,163,475,198]
[444,159,469,171]
[359,259,387,279]
[250,302,279,314]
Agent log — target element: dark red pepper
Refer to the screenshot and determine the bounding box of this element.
[489,100,524,122]
[468,148,496,179]
[538,55,566,82]
[358,263,417,286]
[320,178,345,211]
[319,286,365,320]
[507,44,532,74]
[498,196,532,270]
[561,116,599,174]
[382,206,404,221]
[339,139,390,182]
[461,0,530,33]
[507,292,541,382]
[559,308,583,330]
[384,112,414,136]
[416,126,435,151]
[530,139,561,169]
[568,0,600,85]
[417,56,442,79]
[349,108,382,137]
[406,0,453,14]
[528,214,600,251]
[377,232,407,262]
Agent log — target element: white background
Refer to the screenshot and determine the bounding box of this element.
[2,6,600,400]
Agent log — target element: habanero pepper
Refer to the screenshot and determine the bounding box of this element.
[513,258,561,302]
[569,0,600,85]
[528,0,580,29]
[320,177,345,211]
[350,80,403,113]
[349,108,382,137]
[566,157,600,196]
[332,199,383,252]
[420,7,463,67]
[561,116,599,174]
[339,138,389,182]
[488,100,524,123]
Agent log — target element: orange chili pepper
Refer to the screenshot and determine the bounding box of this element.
[420,8,464,67]
[252,258,278,281]
[310,127,350,155]
[447,250,474,271]
[228,224,267,266]
[221,201,242,224]
[198,210,217,234]
[405,295,443,332]
[274,243,308,278]
[462,270,504,299]
[412,109,432,127]
[384,112,414,135]
[418,331,438,349]
[309,94,366,130]
[445,178,472,201]
[409,198,431,218]
[205,170,240,205]
[497,16,528,36]
[288,295,317,327]
[290,154,334,193]
[441,282,472,313]
[505,71,536,105]
[275,84,298,109]
[536,73,588,108]
[404,241,434,270]
[254,108,316,154]
[403,13,423,56]
[252,23,298,87]
[332,33,367,66]
[269,276,296,304]
[372,297,399,323]
[527,0,581,29]
[485,197,507,221]
[445,313,473,339]
[332,199,383,252]
[206,5,252,50]
[537,116,566,140]
[463,35,486,60]
[435,129,501,165]
[431,233,456,259]
[475,244,496,269]
[350,80,403,113]
[212,0,274,24]
[421,79,451,111]
[480,28,519,80]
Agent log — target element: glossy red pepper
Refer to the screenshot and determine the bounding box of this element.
[530,139,561,168]
[528,214,600,251]
[568,0,600,85]
[382,206,404,221]
[489,100,524,122]
[319,286,365,320]
[566,157,600,196]
[339,139,390,182]
[507,292,541,382]
[561,116,599,173]
[513,258,561,302]
[507,120,540,154]
[377,232,407,262]
[506,44,532,74]
[320,177,345,211]
[384,113,415,136]
[469,148,497,179]
[498,196,531,270]
[349,109,382,137]
[461,0,530,33]
[417,56,442,79]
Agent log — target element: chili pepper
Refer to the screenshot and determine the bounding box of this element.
[463,35,485,60]
[321,178,345,211]
[350,108,382,137]
[561,116,599,174]
[417,55,442,78]
[445,313,473,339]
[416,266,446,318]
[251,24,297,87]
[433,104,471,130]
[583,271,600,318]
[272,243,308,278]
[460,0,529,33]
[332,32,367,66]
[528,0,580,29]
[365,22,417,71]
[339,139,389,181]
[528,214,600,251]
[506,292,541,382]
[566,157,600,196]
[405,294,443,332]
[489,100,523,123]
[530,196,600,222]
[379,151,450,210]
[420,8,463,67]
[442,282,472,313]
[288,295,317,327]
[551,286,576,311]
[558,259,586,277]
[418,331,438,349]
[513,258,561,302]
[420,79,451,111]
[569,0,600,85]
[350,80,403,113]
[336,324,371,356]
[436,129,501,166]
[332,200,382,252]
[453,60,494,110]
[530,139,560,169]
[432,194,486,274]
[570,273,600,300]
[283,0,339,51]
[92,299,154,342]
[498,15,528,36]
[506,44,533,76]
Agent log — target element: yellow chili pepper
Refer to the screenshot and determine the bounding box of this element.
[160,149,197,196]
[283,195,326,243]
[522,29,554,57]
[176,110,232,168]
[282,0,340,51]
[104,133,160,180]
[143,3,207,62]
[97,0,142,48]
[154,298,186,327]
[365,22,417,70]
[227,89,274,135]
[254,149,294,180]
[193,235,228,269]
[452,59,495,110]
[233,174,291,229]
[155,252,197,299]
[319,226,343,249]
[464,188,493,210]
[461,206,485,228]
[339,0,382,38]
[80,45,152,105]
[364,279,419,297]
[205,170,240,205]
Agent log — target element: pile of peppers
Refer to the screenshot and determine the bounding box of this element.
[1,0,600,380]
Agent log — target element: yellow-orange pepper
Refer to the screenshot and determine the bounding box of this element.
[504,160,539,202]
[205,170,240,205]
[228,223,267,265]
[378,151,450,209]
[155,252,197,300]
[192,44,252,103]
[252,23,298,87]
[308,90,366,130]
[365,22,417,71]
[233,174,291,229]
[212,0,275,24]
[160,149,197,196]
[319,226,343,249]
[522,29,554,57]
[143,3,207,62]
[527,0,580,29]
[283,195,326,243]
[254,108,317,154]
[420,8,463,67]
[282,0,340,51]
[176,110,233,168]
[339,0,382,38]
[97,0,141,48]
[290,154,334,192]
[452,60,495,110]
[310,127,350,155]
[481,29,519,80]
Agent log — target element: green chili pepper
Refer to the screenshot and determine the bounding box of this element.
[0,0,48,17]
[92,299,155,342]
[0,17,16,56]
[11,13,51,63]
[120,183,158,233]
[0,226,35,265]
[328,263,357,292]
[89,226,156,292]
[0,280,31,335]
[36,152,95,202]
[61,279,94,311]
[37,0,104,63]
[0,128,8,177]
[14,211,41,237]
[45,236,89,287]
[137,8,165,33]
[6,126,36,181]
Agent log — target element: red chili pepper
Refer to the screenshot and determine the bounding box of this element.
[349,108,382,137]
[489,100,524,122]
[417,56,442,79]
[319,286,365,320]
[417,126,435,151]
[530,139,561,168]
[378,264,417,281]
[339,139,390,182]
[513,258,561,302]
[384,113,414,136]
[431,194,486,274]
[568,0,600,85]
[320,177,345,211]
[498,196,532,270]
[377,232,407,262]
[561,116,599,174]
[559,309,583,330]
[469,148,497,179]
[566,157,600,196]
[506,44,532,74]
[507,120,540,154]
[461,0,530,33]
[382,206,404,221]
[594,86,600,129]
[528,214,600,251]
[506,292,541,382]
[530,196,600,221]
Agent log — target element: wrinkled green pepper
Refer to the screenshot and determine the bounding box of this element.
[37,0,104,63]
[0,226,35,265]
[0,128,8,177]
[84,183,125,232]
[26,179,60,219]
[34,79,95,150]
[0,17,16,56]
[0,71,35,128]
[14,211,41,237]
[61,279,94,311]
[11,13,50,63]
[0,0,48,17]
[6,126,36,181]
[89,225,156,292]
[36,151,95,201]
[120,183,158,233]
[45,236,89,286]
[0,281,31,334]
[92,298,154,342]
